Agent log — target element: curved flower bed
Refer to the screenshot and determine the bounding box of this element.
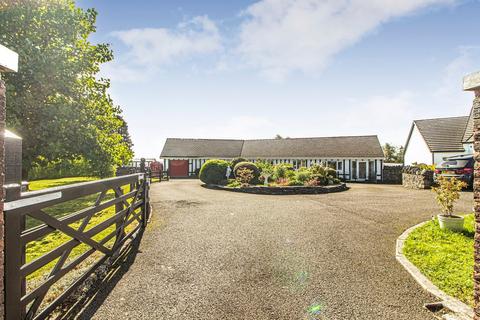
[204,183,348,195]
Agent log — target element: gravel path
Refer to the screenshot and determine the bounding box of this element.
[88,180,473,320]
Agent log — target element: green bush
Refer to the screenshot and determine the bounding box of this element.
[28,158,101,180]
[273,163,294,181]
[294,167,312,183]
[231,157,248,169]
[287,179,304,186]
[199,159,230,185]
[233,161,260,184]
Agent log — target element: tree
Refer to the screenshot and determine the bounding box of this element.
[383,143,404,163]
[0,0,133,177]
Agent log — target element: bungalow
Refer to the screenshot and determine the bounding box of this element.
[160,135,385,182]
[404,108,473,165]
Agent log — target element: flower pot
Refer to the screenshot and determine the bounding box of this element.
[437,214,464,232]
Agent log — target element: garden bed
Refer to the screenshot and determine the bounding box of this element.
[204,183,348,195]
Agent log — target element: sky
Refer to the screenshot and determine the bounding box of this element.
[77,0,480,159]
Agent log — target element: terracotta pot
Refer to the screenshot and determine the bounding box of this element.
[437,214,464,232]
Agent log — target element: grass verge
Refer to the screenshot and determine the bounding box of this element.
[403,214,474,306]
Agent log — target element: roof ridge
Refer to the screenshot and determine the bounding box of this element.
[413,115,469,122]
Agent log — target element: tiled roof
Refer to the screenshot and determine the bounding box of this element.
[161,136,384,159]
[160,139,244,158]
[462,107,474,143]
[414,116,469,152]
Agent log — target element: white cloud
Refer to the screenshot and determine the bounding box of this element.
[238,0,456,80]
[434,46,480,109]
[107,16,222,81]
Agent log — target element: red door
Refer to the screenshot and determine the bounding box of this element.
[169,160,189,177]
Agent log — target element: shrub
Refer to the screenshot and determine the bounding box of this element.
[308,164,338,186]
[273,163,294,181]
[432,176,467,216]
[234,161,260,184]
[236,168,255,186]
[257,161,274,185]
[294,167,312,183]
[231,157,247,170]
[287,179,303,186]
[28,158,99,180]
[199,159,230,185]
[227,179,241,188]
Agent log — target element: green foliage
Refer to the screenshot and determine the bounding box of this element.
[28,157,103,180]
[226,179,241,188]
[383,143,404,163]
[199,159,229,185]
[273,163,294,181]
[257,160,274,184]
[404,214,474,306]
[0,0,133,178]
[412,163,436,171]
[432,176,467,216]
[287,179,304,186]
[236,168,255,186]
[233,161,260,183]
[294,167,312,183]
[231,157,247,170]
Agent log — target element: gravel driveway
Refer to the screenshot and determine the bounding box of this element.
[88,180,473,320]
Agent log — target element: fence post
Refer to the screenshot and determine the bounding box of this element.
[0,44,18,320]
[142,178,150,227]
[4,184,24,320]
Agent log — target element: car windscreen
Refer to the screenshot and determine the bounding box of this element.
[438,159,469,168]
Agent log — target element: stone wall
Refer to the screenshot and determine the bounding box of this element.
[382,164,403,184]
[0,80,6,319]
[402,166,434,189]
[205,183,348,195]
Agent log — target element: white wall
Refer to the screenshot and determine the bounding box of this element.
[404,124,433,165]
[463,143,474,154]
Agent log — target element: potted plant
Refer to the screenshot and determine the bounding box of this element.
[432,176,467,231]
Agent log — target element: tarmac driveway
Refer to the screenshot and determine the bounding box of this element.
[89,180,473,320]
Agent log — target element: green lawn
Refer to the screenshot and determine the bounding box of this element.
[25,176,140,281]
[403,214,474,306]
[28,176,99,191]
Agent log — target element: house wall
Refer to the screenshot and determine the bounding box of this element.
[464,142,474,154]
[162,157,384,182]
[404,124,433,165]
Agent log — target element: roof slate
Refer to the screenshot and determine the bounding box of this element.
[414,116,469,152]
[462,107,474,143]
[160,139,244,158]
[160,136,384,159]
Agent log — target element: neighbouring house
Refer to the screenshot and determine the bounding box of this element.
[404,109,474,165]
[160,135,385,182]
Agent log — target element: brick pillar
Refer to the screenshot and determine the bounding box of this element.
[0,79,6,320]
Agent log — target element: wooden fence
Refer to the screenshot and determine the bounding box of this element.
[3,173,150,319]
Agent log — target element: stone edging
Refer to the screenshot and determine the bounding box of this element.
[203,183,348,195]
[396,221,474,320]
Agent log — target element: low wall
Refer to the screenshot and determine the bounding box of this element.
[383,164,403,184]
[204,183,348,195]
[402,167,434,189]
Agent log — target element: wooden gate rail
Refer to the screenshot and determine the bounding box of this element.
[3,173,150,320]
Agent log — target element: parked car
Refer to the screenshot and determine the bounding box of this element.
[434,154,474,188]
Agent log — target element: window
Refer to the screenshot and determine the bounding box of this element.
[337,161,343,171]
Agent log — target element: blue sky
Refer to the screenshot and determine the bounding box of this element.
[78,0,480,159]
